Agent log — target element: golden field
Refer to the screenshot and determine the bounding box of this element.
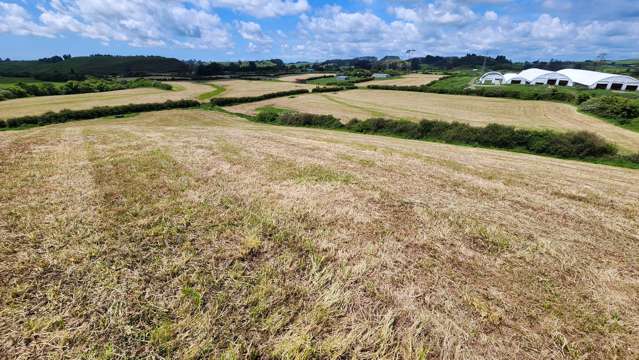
[211,79,314,98]
[0,82,212,119]
[227,89,639,152]
[1,109,638,358]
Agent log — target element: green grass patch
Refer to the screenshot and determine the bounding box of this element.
[197,83,225,100]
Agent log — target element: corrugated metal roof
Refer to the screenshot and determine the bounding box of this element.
[519,68,556,82]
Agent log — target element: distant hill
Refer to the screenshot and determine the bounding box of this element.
[0,55,189,80]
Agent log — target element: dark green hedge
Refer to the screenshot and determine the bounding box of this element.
[1,99,199,128]
[578,96,639,123]
[210,89,309,106]
[311,85,356,93]
[253,110,620,160]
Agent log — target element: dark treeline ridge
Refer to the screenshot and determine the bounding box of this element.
[254,109,639,167]
[209,89,310,106]
[0,79,172,102]
[1,100,199,129]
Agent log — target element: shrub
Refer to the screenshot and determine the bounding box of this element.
[578,96,639,122]
[210,89,309,106]
[311,85,356,93]
[257,110,618,161]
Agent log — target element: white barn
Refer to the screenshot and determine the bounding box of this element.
[519,68,573,86]
[478,71,504,85]
[502,73,527,85]
[372,73,390,79]
[558,69,639,91]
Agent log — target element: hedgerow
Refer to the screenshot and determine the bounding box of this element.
[253,111,622,162]
[210,89,309,106]
[578,96,639,123]
[311,85,356,93]
[2,99,199,128]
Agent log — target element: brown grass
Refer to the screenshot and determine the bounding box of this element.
[277,73,335,83]
[358,73,442,87]
[1,109,638,359]
[227,89,639,152]
[211,79,314,98]
[0,82,212,119]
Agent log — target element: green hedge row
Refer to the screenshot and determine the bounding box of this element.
[0,78,172,102]
[311,85,356,93]
[255,110,627,161]
[367,82,579,103]
[1,99,199,129]
[210,89,309,106]
[578,96,639,124]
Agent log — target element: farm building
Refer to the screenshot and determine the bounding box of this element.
[372,73,390,79]
[502,73,527,85]
[478,71,504,85]
[558,69,639,91]
[519,68,573,86]
[336,75,349,81]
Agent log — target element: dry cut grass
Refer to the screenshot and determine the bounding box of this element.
[358,73,442,87]
[227,89,639,152]
[211,79,315,98]
[277,73,335,83]
[1,109,638,359]
[0,82,212,119]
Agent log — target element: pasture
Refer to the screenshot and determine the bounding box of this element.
[227,89,639,152]
[1,109,637,358]
[358,73,443,87]
[277,73,335,82]
[210,79,314,98]
[0,82,211,119]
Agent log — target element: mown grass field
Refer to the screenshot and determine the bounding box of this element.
[227,89,639,152]
[1,109,637,359]
[0,82,211,119]
[277,73,335,83]
[358,74,443,87]
[210,79,314,98]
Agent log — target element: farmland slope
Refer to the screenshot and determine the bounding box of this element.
[1,109,638,359]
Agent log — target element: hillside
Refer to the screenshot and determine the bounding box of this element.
[1,109,637,358]
[0,55,189,79]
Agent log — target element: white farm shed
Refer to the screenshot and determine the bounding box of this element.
[372,73,390,79]
[519,68,573,86]
[558,69,639,91]
[478,71,504,85]
[502,73,527,85]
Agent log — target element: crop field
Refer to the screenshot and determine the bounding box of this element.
[1,109,638,358]
[210,79,314,98]
[358,73,443,87]
[0,82,211,119]
[277,73,335,82]
[0,76,63,89]
[227,89,639,152]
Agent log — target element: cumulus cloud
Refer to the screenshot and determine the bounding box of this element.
[236,20,273,52]
[0,2,53,37]
[207,0,309,17]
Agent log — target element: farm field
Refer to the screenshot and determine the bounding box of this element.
[1,109,638,358]
[227,89,639,152]
[358,73,443,87]
[211,79,314,98]
[277,73,334,82]
[0,82,211,119]
[0,76,63,89]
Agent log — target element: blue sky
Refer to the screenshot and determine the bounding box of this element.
[1,0,638,62]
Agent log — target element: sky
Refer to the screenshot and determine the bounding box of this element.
[1,0,638,62]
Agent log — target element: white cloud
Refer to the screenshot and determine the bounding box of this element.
[15,0,234,49]
[0,2,54,37]
[236,20,273,52]
[207,0,309,18]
